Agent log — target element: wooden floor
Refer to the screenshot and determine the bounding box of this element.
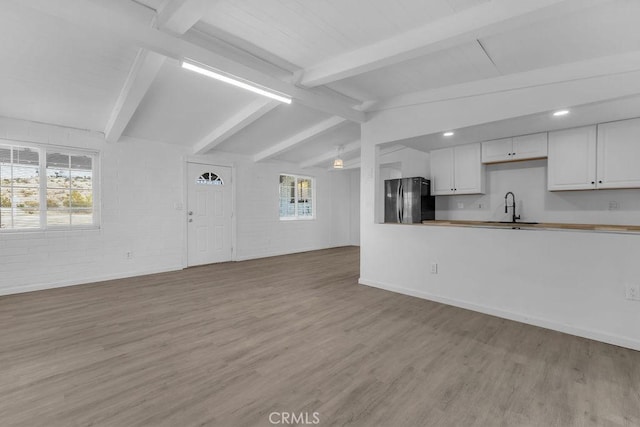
[1,247,639,427]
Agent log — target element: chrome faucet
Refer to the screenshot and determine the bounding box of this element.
[504,192,520,223]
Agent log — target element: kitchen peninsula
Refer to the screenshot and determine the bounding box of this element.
[361,85,640,353]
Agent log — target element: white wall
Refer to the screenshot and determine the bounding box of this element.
[0,117,358,295]
[0,117,186,295]
[437,159,640,225]
[349,170,360,246]
[214,152,356,260]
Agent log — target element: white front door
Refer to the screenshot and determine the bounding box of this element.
[187,163,232,267]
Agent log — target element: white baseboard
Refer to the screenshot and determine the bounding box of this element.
[359,277,640,352]
[0,265,184,297]
[235,244,351,262]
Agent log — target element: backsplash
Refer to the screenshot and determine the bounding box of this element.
[436,159,640,225]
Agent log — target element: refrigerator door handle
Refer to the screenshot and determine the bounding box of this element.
[396,182,400,222]
[399,181,404,223]
[396,182,399,222]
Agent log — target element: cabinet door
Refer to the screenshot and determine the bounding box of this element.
[597,118,640,189]
[512,133,547,161]
[482,138,512,163]
[430,148,454,195]
[548,126,597,191]
[454,143,484,194]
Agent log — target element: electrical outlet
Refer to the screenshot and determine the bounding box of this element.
[625,284,640,301]
[457,202,464,209]
[430,263,438,274]
[609,201,620,210]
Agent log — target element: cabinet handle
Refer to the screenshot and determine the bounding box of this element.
[599,180,603,184]
[591,181,595,184]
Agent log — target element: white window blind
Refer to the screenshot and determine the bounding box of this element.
[0,146,40,229]
[279,174,315,220]
[0,141,98,231]
[46,151,94,227]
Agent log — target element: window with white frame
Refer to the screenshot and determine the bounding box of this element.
[0,141,98,231]
[279,174,315,220]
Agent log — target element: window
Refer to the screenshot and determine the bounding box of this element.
[279,174,315,220]
[196,172,223,185]
[0,141,98,231]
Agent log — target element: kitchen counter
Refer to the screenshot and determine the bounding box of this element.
[420,220,640,234]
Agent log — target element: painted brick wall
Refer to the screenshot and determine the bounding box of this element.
[0,117,185,295]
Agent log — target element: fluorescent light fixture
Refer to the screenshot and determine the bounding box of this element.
[443,131,454,136]
[553,109,570,116]
[181,60,292,104]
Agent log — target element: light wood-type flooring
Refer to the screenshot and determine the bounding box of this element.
[1,246,639,426]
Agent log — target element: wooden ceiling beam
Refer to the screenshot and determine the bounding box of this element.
[253,117,347,162]
[192,99,279,155]
[370,49,640,112]
[104,0,206,143]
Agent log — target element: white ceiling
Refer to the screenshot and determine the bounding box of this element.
[326,41,500,101]
[124,60,262,146]
[398,94,640,153]
[199,0,489,68]
[0,1,146,131]
[2,0,640,169]
[215,102,332,156]
[479,1,640,75]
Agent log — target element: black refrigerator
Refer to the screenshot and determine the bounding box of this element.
[384,177,435,223]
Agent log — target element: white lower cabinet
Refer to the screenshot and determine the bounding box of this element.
[430,143,484,195]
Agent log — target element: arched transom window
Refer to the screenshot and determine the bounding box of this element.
[196,172,224,186]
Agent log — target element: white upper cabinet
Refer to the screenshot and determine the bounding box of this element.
[430,147,454,195]
[512,133,548,160]
[597,118,640,189]
[481,138,512,163]
[548,120,640,191]
[548,126,598,191]
[482,133,547,164]
[430,143,484,196]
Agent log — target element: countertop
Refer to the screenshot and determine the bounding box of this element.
[420,220,640,234]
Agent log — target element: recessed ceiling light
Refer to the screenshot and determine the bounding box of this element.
[443,131,454,136]
[553,110,570,116]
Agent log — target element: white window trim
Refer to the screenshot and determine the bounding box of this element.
[279,173,316,221]
[0,138,100,233]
